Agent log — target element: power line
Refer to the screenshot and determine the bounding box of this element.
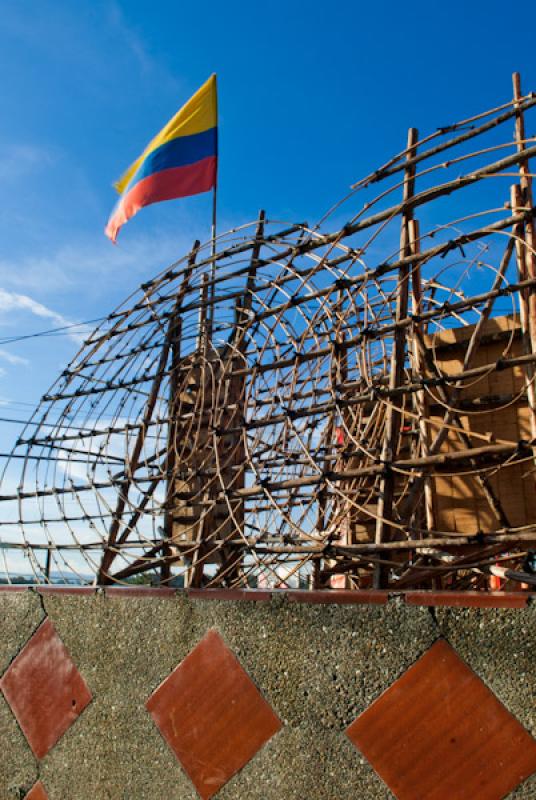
[0,316,107,346]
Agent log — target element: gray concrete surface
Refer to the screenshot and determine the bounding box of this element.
[0,590,534,799]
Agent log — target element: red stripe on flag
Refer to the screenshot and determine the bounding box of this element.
[105,155,217,242]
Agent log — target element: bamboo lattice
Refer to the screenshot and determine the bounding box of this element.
[1,74,536,591]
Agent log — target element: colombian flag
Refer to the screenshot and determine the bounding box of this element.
[106,75,217,242]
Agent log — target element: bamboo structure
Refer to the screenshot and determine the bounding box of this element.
[1,74,536,590]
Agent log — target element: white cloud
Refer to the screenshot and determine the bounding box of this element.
[0,144,53,182]
[106,2,157,76]
[0,225,203,296]
[0,288,84,343]
[0,349,28,366]
[3,1,180,95]
[0,288,72,326]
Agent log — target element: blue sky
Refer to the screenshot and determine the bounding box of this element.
[0,0,534,422]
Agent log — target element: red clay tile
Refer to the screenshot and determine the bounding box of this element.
[26,781,48,799]
[0,617,92,759]
[146,628,281,799]
[187,588,272,602]
[405,590,529,609]
[287,589,389,604]
[346,639,536,800]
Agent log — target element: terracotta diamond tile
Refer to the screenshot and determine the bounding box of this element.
[346,639,536,800]
[26,781,49,799]
[0,617,92,759]
[146,628,282,799]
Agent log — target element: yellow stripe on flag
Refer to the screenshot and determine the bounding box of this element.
[114,74,217,195]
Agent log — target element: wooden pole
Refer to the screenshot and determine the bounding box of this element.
[215,210,266,585]
[512,72,536,455]
[513,73,536,317]
[187,273,211,588]
[231,210,265,349]
[408,218,434,532]
[511,183,536,447]
[374,128,418,588]
[161,241,199,583]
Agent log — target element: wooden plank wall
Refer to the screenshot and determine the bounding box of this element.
[428,315,535,533]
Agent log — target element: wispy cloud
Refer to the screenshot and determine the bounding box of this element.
[106,2,160,77]
[0,349,29,366]
[0,222,205,349]
[3,1,180,95]
[0,288,73,327]
[0,225,204,297]
[0,144,53,182]
[0,288,84,343]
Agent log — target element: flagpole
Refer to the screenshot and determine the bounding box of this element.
[211,73,218,265]
[208,182,217,340]
[211,183,217,260]
[208,74,218,338]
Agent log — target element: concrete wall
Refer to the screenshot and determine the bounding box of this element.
[1,588,535,799]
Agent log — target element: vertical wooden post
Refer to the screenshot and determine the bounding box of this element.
[161,241,199,583]
[231,211,266,350]
[186,274,212,589]
[189,209,267,588]
[513,73,536,320]
[408,218,434,532]
[511,184,536,446]
[214,211,266,586]
[374,128,418,588]
[320,286,349,589]
[512,72,536,453]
